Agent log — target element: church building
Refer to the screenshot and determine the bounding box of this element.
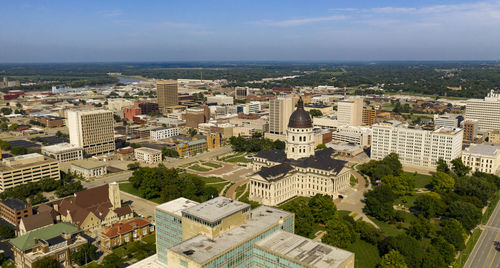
[249,97,351,206]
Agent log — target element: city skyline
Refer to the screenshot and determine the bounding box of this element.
[1,0,500,62]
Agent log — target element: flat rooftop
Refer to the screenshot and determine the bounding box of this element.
[1,153,56,171]
[255,230,354,268]
[70,159,106,169]
[169,206,292,264]
[464,144,500,156]
[156,197,199,217]
[135,147,162,154]
[181,197,250,223]
[42,143,82,153]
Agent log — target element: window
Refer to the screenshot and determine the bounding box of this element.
[179,259,188,267]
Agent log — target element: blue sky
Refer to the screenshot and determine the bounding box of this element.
[1,0,500,62]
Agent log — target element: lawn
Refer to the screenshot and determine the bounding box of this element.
[82,263,101,268]
[225,156,253,163]
[119,182,162,203]
[403,171,433,189]
[203,176,227,184]
[346,239,381,268]
[456,229,483,268]
[142,234,156,244]
[188,165,211,172]
[394,194,419,208]
[201,162,222,169]
[482,191,500,224]
[210,182,231,193]
[368,216,404,237]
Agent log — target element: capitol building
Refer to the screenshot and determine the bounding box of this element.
[249,97,352,206]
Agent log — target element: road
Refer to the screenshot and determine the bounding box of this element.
[465,197,500,268]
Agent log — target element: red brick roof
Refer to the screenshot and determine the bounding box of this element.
[101,218,151,238]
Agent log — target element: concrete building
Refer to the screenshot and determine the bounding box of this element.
[234,87,249,99]
[0,198,32,226]
[236,101,261,114]
[362,107,376,126]
[150,196,354,268]
[466,90,500,131]
[462,144,500,174]
[313,116,339,129]
[250,97,351,206]
[157,80,178,113]
[176,139,207,157]
[206,95,233,105]
[371,121,463,169]
[434,114,459,128]
[186,107,210,129]
[150,127,179,141]
[337,97,363,126]
[489,130,500,145]
[135,147,162,164]
[67,110,115,156]
[70,159,107,179]
[332,125,372,147]
[41,143,83,162]
[9,223,87,268]
[269,96,293,135]
[461,119,479,143]
[124,106,142,121]
[0,153,60,193]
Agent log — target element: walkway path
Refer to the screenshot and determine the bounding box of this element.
[226,178,249,199]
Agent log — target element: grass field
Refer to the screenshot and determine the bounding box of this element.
[368,216,404,237]
[142,234,156,244]
[201,162,222,168]
[403,171,433,189]
[188,165,211,172]
[346,239,381,268]
[220,152,253,163]
[203,176,227,183]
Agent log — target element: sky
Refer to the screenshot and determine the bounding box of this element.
[1,0,500,62]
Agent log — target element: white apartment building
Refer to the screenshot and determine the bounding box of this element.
[331,125,372,147]
[269,96,293,135]
[462,144,500,174]
[465,90,500,131]
[67,110,115,156]
[0,154,60,192]
[206,95,234,105]
[134,147,162,164]
[150,127,179,141]
[41,143,83,162]
[371,121,463,169]
[337,98,363,126]
[434,114,459,128]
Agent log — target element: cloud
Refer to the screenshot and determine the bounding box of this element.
[251,15,346,27]
[100,9,122,17]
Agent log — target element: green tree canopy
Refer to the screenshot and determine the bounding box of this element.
[308,194,337,224]
[447,201,482,231]
[430,171,455,192]
[315,144,327,150]
[439,218,467,251]
[379,250,408,268]
[308,109,323,117]
[322,218,354,249]
[451,158,471,177]
[412,193,445,218]
[33,257,58,268]
[10,146,28,156]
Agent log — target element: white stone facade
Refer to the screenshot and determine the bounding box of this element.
[286,126,314,160]
[462,144,500,174]
[41,143,83,162]
[150,127,179,141]
[135,147,162,164]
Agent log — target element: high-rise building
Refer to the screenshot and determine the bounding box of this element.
[465,90,500,131]
[371,121,463,169]
[234,86,248,99]
[185,107,209,129]
[67,110,115,156]
[362,107,376,126]
[269,96,293,135]
[461,119,479,144]
[157,80,178,113]
[337,98,363,126]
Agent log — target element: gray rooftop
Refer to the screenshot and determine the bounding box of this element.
[181,197,250,223]
[464,144,500,156]
[169,206,292,264]
[156,197,200,217]
[255,230,354,268]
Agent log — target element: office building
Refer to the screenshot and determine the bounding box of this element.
[434,114,459,128]
[135,147,162,164]
[149,196,354,268]
[136,101,159,115]
[362,107,376,126]
[269,96,293,135]
[234,87,249,99]
[9,223,88,268]
[332,125,372,147]
[371,121,463,169]
[124,106,142,121]
[250,98,351,206]
[337,98,363,126]
[150,127,179,141]
[465,90,500,131]
[236,101,261,114]
[461,119,479,143]
[70,159,107,179]
[185,107,210,129]
[462,144,500,174]
[206,94,234,105]
[41,143,83,162]
[157,80,178,113]
[0,198,33,226]
[67,110,115,156]
[489,130,500,145]
[0,153,60,193]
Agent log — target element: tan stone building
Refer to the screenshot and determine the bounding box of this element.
[70,159,107,179]
[67,110,115,156]
[134,147,162,164]
[157,80,178,113]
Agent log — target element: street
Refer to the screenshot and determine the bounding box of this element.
[465,198,500,268]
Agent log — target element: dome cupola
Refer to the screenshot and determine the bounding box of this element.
[288,96,312,128]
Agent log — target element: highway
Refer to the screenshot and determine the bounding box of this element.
[465,197,500,268]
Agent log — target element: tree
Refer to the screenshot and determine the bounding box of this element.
[388,234,424,268]
[39,177,61,192]
[447,201,481,231]
[308,194,337,224]
[101,253,123,268]
[379,250,408,268]
[127,162,140,170]
[451,158,471,177]
[323,218,354,249]
[356,220,384,245]
[381,174,415,196]
[0,139,10,150]
[421,245,445,268]
[130,143,142,149]
[113,114,121,123]
[139,175,161,199]
[188,128,197,137]
[315,144,327,150]
[308,109,323,117]
[412,193,445,218]
[455,176,497,205]
[0,225,14,239]
[55,181,84,198]
[8,123,18,131]
[430,171,455,192]
[273,139,285,150]
[364,185,396,221]
[70,243,98,265]
[280,198,315,237]
[32,256,58,268]
[162,147,179,158]
[0,123,7,131]
[440,218,467,251]
[1,107,12,115]
[432,236,456,265]
[382,153,403,176]
[10,146,28,156]
[408,215,434,240]
[436,158,450,174]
